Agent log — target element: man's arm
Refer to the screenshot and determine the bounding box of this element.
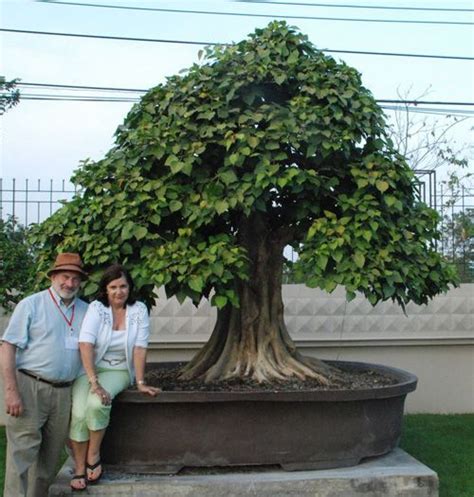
[0,341,23,417]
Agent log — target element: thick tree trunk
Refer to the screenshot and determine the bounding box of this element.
[179,214,338,384]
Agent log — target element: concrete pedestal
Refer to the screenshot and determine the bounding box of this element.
[49,448,438,497]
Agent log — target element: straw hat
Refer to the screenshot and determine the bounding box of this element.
[47,253,88,279]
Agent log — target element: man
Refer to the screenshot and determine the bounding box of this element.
[0,253,89,497]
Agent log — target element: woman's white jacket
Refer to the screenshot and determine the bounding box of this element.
[78,300,150,383]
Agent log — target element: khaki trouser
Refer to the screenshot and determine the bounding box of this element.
[3,371,72,497]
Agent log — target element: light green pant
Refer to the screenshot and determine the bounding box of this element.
[69,368,130,442]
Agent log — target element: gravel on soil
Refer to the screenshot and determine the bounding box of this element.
[144,362,398,392]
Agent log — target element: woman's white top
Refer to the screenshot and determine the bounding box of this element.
[97,330,126,370]
[79,300,150,383]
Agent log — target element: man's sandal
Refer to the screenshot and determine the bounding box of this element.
[86,460,103,484]
[70,474,87,492]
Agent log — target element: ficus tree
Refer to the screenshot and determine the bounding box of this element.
[30,22,457,384]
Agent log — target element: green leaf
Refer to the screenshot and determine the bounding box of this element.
[277,177,288,188]
[134,226,148,240]
[212,262,225,277]
[175,291,187,304]
[287,50,299,64]
[383,284,396,298]
[145,103,155,114]
[219,170,238,185]
[306,143,317,158]
[105,217,120,230]
[346,290,356,302]
[332,251,343,263]
[353,252,365,268]
[248,136,259,149]
[243,92,255,105]
[317,255,328,271]
[274,73,286,85]
[323,210,336,220]
[121,221,134,241]
[265,141,280,150]
[367,293,378,305]
[215,200,229,214]
[83,282,99,297]
[375,180,389,193]
[170,161,184,175]
[169,200,183,212]
[228,153,239,165]
[369,221,379,231]
[149,214,161,225]
[213,295,228,309]
[121,242,133,255]
[188,276,204,293]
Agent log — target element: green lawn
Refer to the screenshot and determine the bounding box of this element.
[0,414,472,496]
[400,414,474,497]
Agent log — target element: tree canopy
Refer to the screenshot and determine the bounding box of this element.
[31,22,457,311]
[0,76,20,116]
[1,217,36,311]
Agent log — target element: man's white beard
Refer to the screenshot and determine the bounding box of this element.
[54,286,78,301]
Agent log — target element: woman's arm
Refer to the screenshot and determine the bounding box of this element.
[133,346,160,396]
[79,342,111,405]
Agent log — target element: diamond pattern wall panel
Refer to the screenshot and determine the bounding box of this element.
[148,284,474,342]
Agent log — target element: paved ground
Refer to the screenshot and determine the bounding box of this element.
[49,448,438,497]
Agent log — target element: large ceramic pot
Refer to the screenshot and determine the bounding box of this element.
[102,361,417,472]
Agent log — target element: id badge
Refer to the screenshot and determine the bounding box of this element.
[65,335,79,350]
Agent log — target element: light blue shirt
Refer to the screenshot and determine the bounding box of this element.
[2,287,89,382]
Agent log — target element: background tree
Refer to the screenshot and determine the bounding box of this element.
[440,209,473,282]
[387,86,473,282]
[1,78,29,311]
[388,86,471,174]
[0,216,36,311]
[31,22,457,384]
[0,76,20,115]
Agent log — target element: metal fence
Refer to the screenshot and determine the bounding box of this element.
[1,175,473,282]
[0,178,77,225]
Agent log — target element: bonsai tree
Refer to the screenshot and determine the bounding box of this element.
[30,22,457,384]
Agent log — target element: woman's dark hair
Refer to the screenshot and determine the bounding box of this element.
[96,264,137,307]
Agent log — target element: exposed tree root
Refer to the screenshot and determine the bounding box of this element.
[179,311,341,385]
[179,213,343,386]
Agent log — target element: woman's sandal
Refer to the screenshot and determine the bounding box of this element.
[86,460,103,484]
[70,474,87,492]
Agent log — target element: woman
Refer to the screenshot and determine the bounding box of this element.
[69,264,160,491]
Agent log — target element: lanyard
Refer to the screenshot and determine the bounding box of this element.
[48,288,75,329]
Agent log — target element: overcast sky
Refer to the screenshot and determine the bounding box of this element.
[1,0,473,188]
